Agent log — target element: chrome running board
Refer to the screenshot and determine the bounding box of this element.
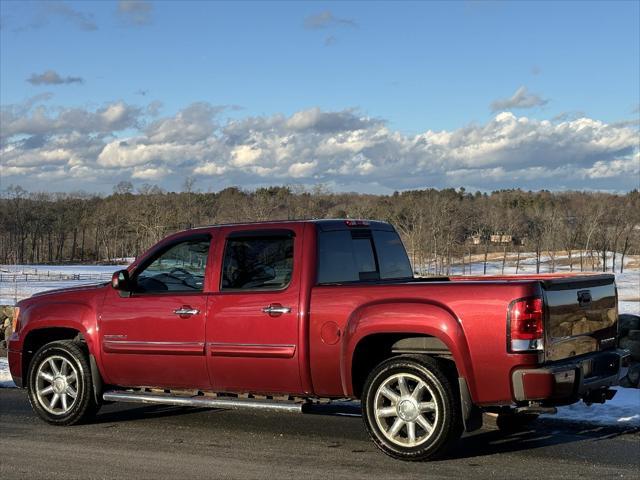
[103,390,304,413]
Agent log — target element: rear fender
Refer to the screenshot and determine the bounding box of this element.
[341,300,476,399]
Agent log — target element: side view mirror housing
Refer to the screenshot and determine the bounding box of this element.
[111,269,130,291]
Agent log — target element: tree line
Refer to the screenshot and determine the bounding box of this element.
[1,181,639,275]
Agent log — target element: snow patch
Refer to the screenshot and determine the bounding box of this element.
[0,357,15,388]
[544,387,640,427]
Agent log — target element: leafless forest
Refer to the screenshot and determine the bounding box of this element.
[1,182,638,275]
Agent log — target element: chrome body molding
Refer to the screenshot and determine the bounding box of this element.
[102,340,205,355]
[207,342,296,358]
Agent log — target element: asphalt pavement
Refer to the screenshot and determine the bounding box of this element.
[1,388,638,479]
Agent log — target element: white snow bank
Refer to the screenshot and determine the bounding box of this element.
[543,387,640,427]
[0,357,15,388]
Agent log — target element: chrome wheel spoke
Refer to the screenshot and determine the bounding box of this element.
[61,393,68,411]
[380,386,400,404]
[376,406,397,418]
[416,414,433,434]
[397,376,410,397]
[66,372,77,384]
[419,401,436,412]
[39,371,54,382]
[40,385,54,396]
[48,359,60,376]
[406,421,416,443]
[388,417,405,437]
[66,386,77,399]
[411,381,426,400]
[50,393,60,409]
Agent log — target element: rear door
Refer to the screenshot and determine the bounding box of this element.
[206,226,303,394]
[543,274,618,362]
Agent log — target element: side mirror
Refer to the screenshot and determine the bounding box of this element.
[111,269,130,291]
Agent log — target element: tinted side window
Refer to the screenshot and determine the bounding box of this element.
[317,231,359,283]
[317,229,412,284]
[221,235,294,290]
[134,238,210,293]
[317,231,380,283]
[373,230,413,279]
[352,237,378,280]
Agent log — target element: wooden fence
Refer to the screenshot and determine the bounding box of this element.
[0,272,113,283]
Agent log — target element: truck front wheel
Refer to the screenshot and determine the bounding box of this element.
[362,355,462,461]
[27,340,100,425]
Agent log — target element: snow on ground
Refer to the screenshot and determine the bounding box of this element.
[543,387,640,427]
[0,357,14,388]
[0,264,128,305]
[0,256,638,426]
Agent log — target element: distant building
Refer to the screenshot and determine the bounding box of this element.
[490,234,513,244]
[468,233,525,246]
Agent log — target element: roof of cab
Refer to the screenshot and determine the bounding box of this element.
[193,218,394,232]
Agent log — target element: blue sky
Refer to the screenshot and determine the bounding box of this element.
[1,1,639,193]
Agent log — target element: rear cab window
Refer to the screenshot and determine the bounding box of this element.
[317,222,413,284]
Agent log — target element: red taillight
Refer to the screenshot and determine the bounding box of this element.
[508,297,544,352]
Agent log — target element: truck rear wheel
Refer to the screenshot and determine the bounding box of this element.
[362,355,462,461]
[27,340,100,425]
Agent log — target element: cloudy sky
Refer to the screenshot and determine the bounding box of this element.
[1,1,639,194]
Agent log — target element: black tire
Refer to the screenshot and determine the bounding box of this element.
[496,412,539,432]
[27,340,100,425]
[362,355,463,461]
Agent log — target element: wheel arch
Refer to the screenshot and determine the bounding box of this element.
[341,300,476,401]
[22,327,85,381]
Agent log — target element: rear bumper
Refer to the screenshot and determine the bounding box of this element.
[512,348,631,405]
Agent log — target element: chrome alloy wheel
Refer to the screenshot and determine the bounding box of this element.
[373,372,438,448]
[35,355,79,415]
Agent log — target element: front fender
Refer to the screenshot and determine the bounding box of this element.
[340,300,476,399]
[19,300,101,364]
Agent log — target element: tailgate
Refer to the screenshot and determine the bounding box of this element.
[543,274,618,362]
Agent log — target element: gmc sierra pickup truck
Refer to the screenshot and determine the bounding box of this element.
[8,219,631,460]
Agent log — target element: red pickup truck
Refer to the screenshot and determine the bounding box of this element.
[8,220,631,460]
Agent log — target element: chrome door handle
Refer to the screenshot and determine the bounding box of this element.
[174,307,200,316]
[261,305,292,315]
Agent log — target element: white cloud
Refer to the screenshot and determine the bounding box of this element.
[1,100,140,142]
[117,1,153,26]
[491,86,548,112]
[231,145,262,167]
[131,166,171,180]
[303,11,357,29]
[1,97,638,192]
[193,162,227,176]
[27,70,83,85]
[288,161,317,178]
[145,102,222,143]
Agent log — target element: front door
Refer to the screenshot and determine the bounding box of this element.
[207,227,302,394]
[99,234,212,389]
